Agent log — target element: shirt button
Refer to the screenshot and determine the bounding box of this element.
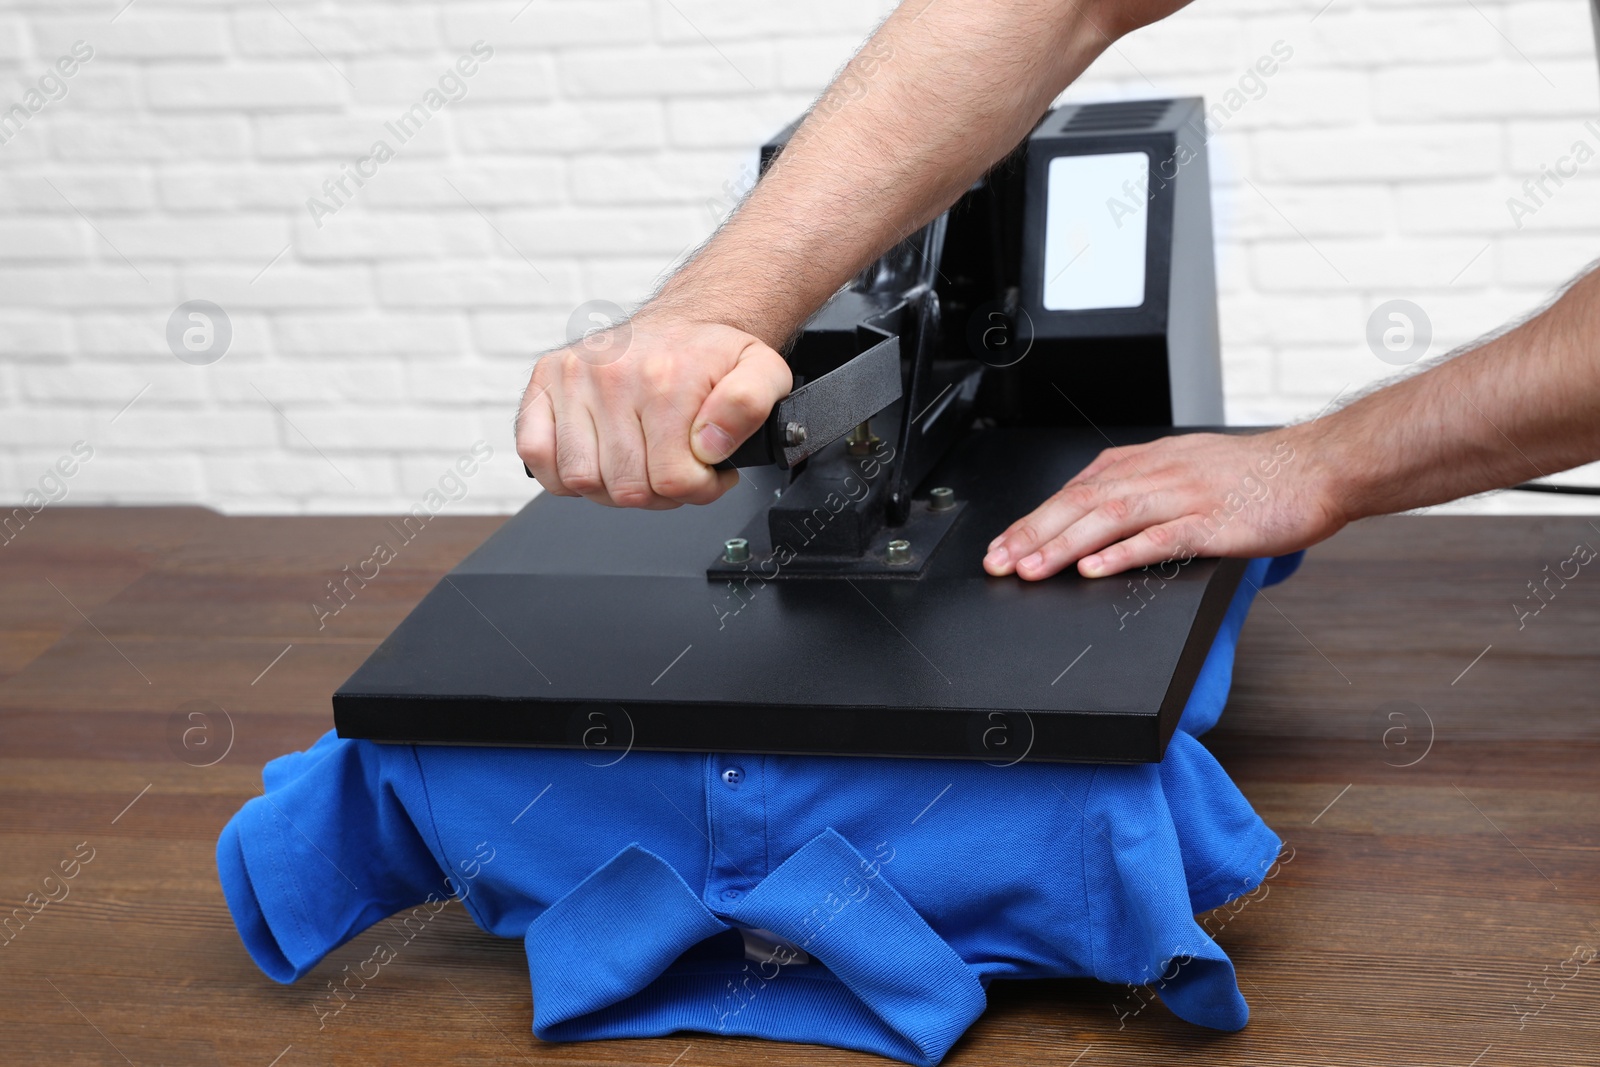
[721,888,742,901]
[721,766,743,787]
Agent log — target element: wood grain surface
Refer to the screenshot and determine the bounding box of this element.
[1,506,1596,1067]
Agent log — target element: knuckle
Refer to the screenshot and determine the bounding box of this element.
[650,465,702,502]
[640,356,679,397]
[717,383,767,426]
[1061,483,1099,510]
[558,350,588,387]
[563,470,602,495]
[1100,494,1134,524]
[1145,523,1176,550]
[609,482,655,509]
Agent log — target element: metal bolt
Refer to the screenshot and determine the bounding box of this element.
[723,537,751,564]
[846,420,878,456]
[929,486,955,512]
[784,421,808,447]
[886,539,912,565]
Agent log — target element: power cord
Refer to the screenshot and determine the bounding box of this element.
[1512,481,1600,496]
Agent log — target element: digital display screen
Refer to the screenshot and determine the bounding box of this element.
[1041,151,1150,311]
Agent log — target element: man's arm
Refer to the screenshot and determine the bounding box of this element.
[983,262,1600,580]
[516,0,1190,508]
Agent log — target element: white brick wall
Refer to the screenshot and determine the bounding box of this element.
[2,0,1599,515]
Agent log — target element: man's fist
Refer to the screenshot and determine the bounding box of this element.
[515,314,791,509]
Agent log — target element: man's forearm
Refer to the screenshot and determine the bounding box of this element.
[1312,264,1600,520]
[648,0,1145,347]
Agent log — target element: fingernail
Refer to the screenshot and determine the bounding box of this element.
[1081,554,1103,577]
[985,547,1009,569]
[696,422,734,462]
[1019,552,1043,571]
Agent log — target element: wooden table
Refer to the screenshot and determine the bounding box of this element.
[2,507,1596,1066]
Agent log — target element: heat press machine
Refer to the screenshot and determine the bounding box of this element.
[335,97,1241,764]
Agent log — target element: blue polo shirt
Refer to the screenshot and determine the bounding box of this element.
[218,554,1300,1066]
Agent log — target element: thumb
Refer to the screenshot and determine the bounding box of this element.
[690,337,792,465]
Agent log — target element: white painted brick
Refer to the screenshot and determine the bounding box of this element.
[100,217,292,260]
[569,149,750,208]
[1506,1,1599,57]
[498,205,703,255]
[348,58,556,104]
[197,265,375,309]
[231,9,439,57]
[255,114,449,158]
[64,455,208,502]
[775,36,863,92]
[1499,235,1600,287]
[1220,293,1366,345]
[0,409,104,446]
[1221,344,1273,397]
[295,211,494,259]
[1500,179,1600,233]
[146,64,347,111]
[1250,237,1494,291]
[357,162,567,208]
[0,267,175,307]
[206,358,408,405]
[1275,345,1399,397]
[199,454,399,502]
[1215,182,1391,239]
[33,16,228,59]
[454,101,665,153]
[0,128,49,161]
[0,220,89,259]
[558,45,775,99]
[1253,124,1502,182]
[0,171,155,212]
[376,262,579,308]
[1208,69,1372,130]
[406,358,531,404]
[1506,116,1600,170]
[15,361,209,404]
[53,116,249,160]
[1395,181,1516,235]
[1120,17,1252,76]
[52,69,146,111]
[470,310,570,355]
[1373,61,1600,122]
[0,18,24,61]
[1293,9,1500,67]
[278,408,494,450]
[274,313,466,356]
[158,166,318,211]
[74,311,258,359]
[439,2,655,50]
[394,450,516,501]
[107,407,283,450]
[581,256,689,304]
[652,0,883,43]
[1387,289,1553,347]
[0,315,74,356]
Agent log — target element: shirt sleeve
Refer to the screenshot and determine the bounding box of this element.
[216,729,447,983]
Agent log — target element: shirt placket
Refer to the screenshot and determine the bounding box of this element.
[703,754,767,910]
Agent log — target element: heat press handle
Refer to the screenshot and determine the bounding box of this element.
[521,336,901,478]
[714,334,902,471]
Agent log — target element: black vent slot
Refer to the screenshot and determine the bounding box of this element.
[1062,100,1170,131]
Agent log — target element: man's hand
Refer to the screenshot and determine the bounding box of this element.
[982,430,1347,581]
[515,314,791,509]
